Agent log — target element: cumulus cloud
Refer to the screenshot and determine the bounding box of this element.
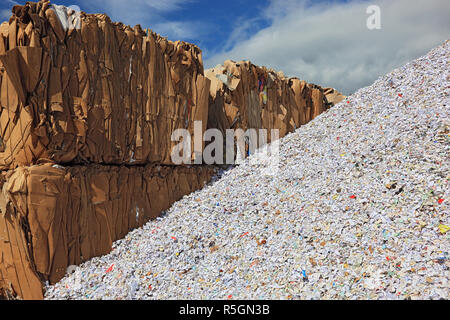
[205,0,450,95]
[151,20,209,40]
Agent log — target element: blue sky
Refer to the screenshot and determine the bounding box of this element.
[1,0,449,94]
[1,0,273,59]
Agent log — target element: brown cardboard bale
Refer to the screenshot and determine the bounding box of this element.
[0,163,215,299]
[205,60,328,145]
[324,87,346,106]
[307,83,327,120]
[0,1,210,170]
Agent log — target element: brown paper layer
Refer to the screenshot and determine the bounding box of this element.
[324,87,346,107]
[0,163,215,299]
[206,60,331,142]
[0,1,210,170]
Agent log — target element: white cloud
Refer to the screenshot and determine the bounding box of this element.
[151,20,206,40]
[81,0,190,16]
[222,15,267,52]
[205,0,450,95]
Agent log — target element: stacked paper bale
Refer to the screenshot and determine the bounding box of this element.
[0,1,338,299]
[0,1,210,169]
[0,0,214,299]
[206,60,328,143]
[43,40,450,300]
[0,163,214,299]
[323,87,346,107]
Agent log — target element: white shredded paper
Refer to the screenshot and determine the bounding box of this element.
[45,40,449,300]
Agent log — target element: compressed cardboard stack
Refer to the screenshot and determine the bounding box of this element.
[0,1,340,300]
[0,1,210,169]
[0,1,214,299]
[0,163,214,299]
[323,87,346,107]
[206,60,328,142]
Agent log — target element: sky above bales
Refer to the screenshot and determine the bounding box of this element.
[1,0,449,94]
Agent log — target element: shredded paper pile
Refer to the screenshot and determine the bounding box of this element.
[45,41,449,300]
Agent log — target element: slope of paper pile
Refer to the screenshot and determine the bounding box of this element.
[0,1,337,300]
[45,41,449,300]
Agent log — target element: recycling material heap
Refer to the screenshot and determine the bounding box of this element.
[206,61,339,142]
[0,0,336,299]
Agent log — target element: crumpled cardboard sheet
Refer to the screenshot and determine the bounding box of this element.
[0,1,210,170]
[323,87,346,107]
[0,163,215,299]
[205,60,328,143]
